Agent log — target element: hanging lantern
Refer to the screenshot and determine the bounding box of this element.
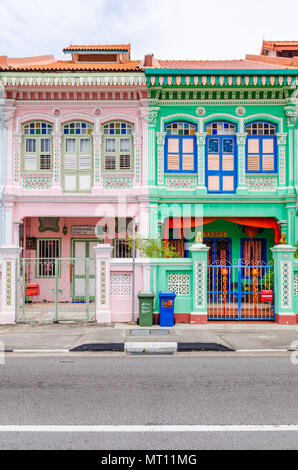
[243,226,260,246]
[221,267,229,314]
[251,267,259,315]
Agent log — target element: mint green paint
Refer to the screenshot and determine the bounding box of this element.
[149,259,193,314]
[271,245,296,317]
[294,263,298,314]
[189,243,209,315]
[146,69,298,249]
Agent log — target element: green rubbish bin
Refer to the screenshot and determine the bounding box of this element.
[137,292,155,326]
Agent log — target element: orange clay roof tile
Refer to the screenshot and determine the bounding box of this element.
[0,60,141,72]
[156,59,290,69]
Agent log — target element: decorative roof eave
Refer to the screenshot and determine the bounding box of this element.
[145,68,298,76]
[146,73,298,88]
[0,73,147,87]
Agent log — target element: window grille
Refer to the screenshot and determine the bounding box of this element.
[168,273,190,295]
[37,239,60,277]
[111,273,132,296]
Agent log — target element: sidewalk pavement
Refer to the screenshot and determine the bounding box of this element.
[0,322,298,352]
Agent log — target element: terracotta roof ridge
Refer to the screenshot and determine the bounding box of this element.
[63,44,131,51]
[158,58,246,63]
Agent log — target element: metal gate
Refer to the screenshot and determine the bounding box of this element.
[17,258,96,322]
[207,259,274,320]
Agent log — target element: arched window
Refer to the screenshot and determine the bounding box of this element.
[164,121,197,173]
[62,121,93,192]
[22,121,52,172]
[102,121,133,172]
[246,121,277,173]
[205,121,237,193]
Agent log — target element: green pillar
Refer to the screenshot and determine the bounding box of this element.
[196,132,207,195]
[271,244,296,324]
[236,133,248,195]
[189,241,209,324]
[276,133,287,194]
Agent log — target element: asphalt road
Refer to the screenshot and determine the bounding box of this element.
[0,354,298,449]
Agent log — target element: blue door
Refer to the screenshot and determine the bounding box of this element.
[206,136,237,193]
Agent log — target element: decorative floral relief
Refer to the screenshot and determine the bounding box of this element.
[281,260,292,309]
[294,273,298,296]
[158,146,164,186]
[196,107,206,116]
[6,261,12,307]
[100,261,106,305]
[102,175,133,189]
[246,176,277,191]
[165,177,197,190]
[195,260,205,309]
[236,106,246,116]
[279,146,286,186]
[22,176,52,190]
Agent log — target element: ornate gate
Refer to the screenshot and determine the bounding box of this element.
[17,258,96,322]
[207,259,274,320]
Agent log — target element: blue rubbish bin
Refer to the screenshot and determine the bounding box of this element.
[159,291,176,327]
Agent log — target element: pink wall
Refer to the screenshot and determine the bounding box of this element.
[110,264,143,322]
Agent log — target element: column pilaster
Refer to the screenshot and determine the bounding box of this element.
[133,132,142,187]
[51,132,62,192]
[94,244,113,323]
[196,132,207,194]
[0,245,22,324]
[4,201,14,245]
[236,132,248,195]
[92,131,103,192]
[271,244,296,324]
[276,133,288,194]
[189,241,209,324]
[156,131,166,187]
[12,132,22,189]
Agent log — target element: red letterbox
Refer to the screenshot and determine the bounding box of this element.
[260,290,273,302]
[26,283,40,297]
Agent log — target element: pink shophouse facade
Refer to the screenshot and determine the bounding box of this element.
[0,45,152,323]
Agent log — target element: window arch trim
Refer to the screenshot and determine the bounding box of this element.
[164,120,198,174]
[245,121,277,174]
[102,120,134,173]
[22,120,53,173]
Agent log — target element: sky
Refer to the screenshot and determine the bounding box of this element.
[1,0,298,61]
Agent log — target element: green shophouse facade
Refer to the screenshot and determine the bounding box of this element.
[144,65,298,321]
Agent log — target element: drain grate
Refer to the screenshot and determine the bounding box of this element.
[130,329,150,336]
[150,330,170,336]
[130,329,170,336]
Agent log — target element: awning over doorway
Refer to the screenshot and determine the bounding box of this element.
[164,217,281,244]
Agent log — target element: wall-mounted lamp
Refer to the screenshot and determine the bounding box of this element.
[63,225,68,235]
